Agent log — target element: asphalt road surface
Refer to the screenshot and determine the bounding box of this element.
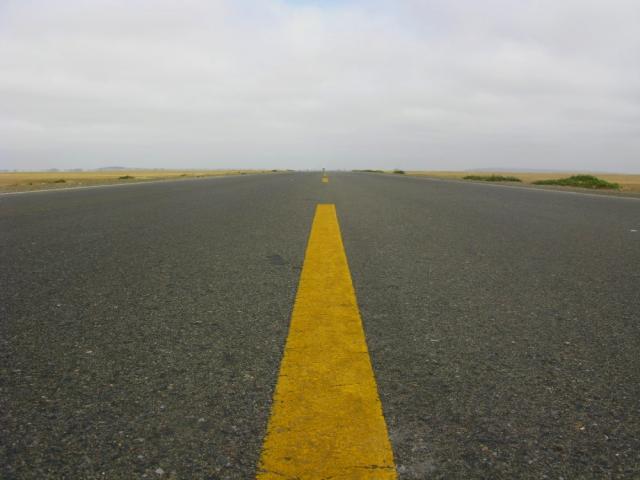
[2,172,639,479]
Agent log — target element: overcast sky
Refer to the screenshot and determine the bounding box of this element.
[1,0,639,172]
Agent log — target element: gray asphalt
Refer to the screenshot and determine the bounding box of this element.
[1,172,639,479]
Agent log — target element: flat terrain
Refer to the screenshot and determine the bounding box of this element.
[407,171,640,193]
[0,170,275,193]
[1,172,639,478]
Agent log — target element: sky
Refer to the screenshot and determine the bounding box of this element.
[1,0,639,172]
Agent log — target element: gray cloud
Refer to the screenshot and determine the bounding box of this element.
[1,0,639,171]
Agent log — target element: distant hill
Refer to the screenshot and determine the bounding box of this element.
[96,166,127,170]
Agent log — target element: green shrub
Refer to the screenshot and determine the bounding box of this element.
[118,175,135,180]
[463,175,522,182]
[532,175,619,190]
[393,169,405,174]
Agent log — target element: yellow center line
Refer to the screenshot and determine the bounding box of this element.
[257,204,397,479]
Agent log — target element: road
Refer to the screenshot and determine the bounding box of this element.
[1,172,639,479]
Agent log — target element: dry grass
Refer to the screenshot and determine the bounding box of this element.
[0,170,276,193]
[407,171,640,193]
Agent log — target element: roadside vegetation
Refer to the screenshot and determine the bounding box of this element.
[393,169,405,174]
[404,171,639,193]
[532,174,620,190]
[353,169,384,173]
[463,174,522,182]
[0,170,276,193]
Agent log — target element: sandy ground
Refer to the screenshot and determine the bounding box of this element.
[0,170,276,193]
[406,171,640,193]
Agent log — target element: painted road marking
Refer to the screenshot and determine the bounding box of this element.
[257,204,396,479]
[322,176,329,183]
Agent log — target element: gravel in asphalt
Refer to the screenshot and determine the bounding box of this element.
[2,172,639,478]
